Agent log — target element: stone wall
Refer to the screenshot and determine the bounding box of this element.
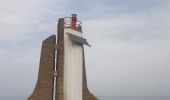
[55,18,65,100]
[27,35,56,100]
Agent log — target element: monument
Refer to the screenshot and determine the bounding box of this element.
[27,14,97,100]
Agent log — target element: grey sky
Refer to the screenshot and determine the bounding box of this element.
[0,0,170,97]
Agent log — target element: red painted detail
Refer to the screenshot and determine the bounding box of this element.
[71,14,77,28]
[63,14,82,32]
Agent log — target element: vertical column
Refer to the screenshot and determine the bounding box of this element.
[55,18,65,100]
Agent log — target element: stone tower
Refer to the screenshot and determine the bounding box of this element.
[27,14,97,100]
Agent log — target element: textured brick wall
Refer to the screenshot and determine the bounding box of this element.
[27,35,56,100]
[55,18,65,100]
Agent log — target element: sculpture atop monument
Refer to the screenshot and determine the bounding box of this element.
[27,14,97,100]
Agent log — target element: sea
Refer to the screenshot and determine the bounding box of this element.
[1,96,170,100]
[97,96,170,100]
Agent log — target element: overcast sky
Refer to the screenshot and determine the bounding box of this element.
[0,0,170,98]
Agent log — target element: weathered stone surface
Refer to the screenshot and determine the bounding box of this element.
[27,35,56,100]
[55,18,65,100]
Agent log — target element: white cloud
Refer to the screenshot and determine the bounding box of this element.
[0,46,40,96]
[0,0,62,42]
[83,7,170,42]
[83,1,170,96]
[0,0,170,97]
[85,39,170,96]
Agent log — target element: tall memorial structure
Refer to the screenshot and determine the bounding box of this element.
[27,14,97,100]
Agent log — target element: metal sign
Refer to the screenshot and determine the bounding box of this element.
[66,33,91,47]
